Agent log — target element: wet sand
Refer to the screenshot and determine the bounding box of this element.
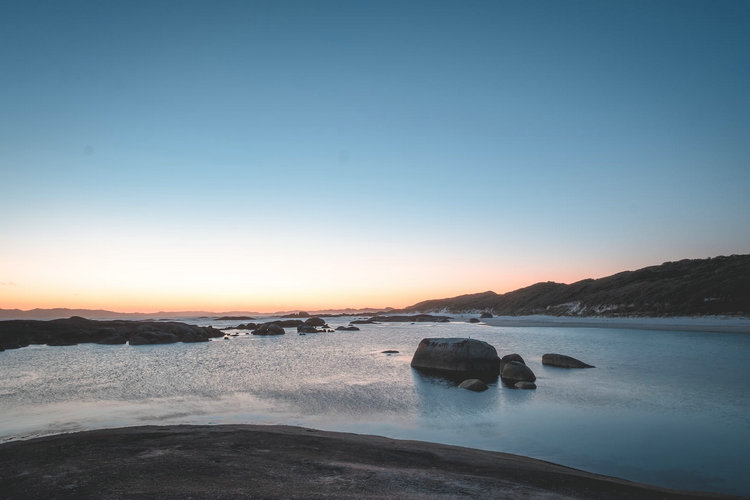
[0,424,733,499]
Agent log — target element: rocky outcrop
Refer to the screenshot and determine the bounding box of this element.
[469,318,480,323]
[304,317,326,327]
[480,312,493,318]
[542,354,594,368]
[458,379,488,392]
[411,338,501,380]
[0,317,221,350]
[252,323,286,335]
[335,326,360,331]
[297,325,322,334]
[354,314,450,324]
[501,361,536,387]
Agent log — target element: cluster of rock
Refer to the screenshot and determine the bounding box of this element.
[351,314,451,325]
[410,337,594,392]
[0,317,222,350]
[249,317,336,336]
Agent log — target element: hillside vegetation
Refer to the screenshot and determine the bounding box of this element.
[401,255,750,317]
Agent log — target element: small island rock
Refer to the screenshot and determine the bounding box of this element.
[542,354,594,368]
[411,338,501,380]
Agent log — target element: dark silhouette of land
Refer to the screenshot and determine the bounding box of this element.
[400,255,750,316]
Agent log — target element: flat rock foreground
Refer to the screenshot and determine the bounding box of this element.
[0,425,733,499]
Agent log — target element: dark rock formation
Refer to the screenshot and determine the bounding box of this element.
[458,379,488,392]
[335,326,360,331]
[480,312,493,318]
[215,316,255,321]
[469,318,480,323]
[297,325,322,334]
[375,314,451,323]
[542,354,594,368]
[381,350,399,354]
[411,338,501,381]
[0,317,221,350]
[514,381,537,390]
[252,323,286,335]
[350,318,378,324]
[304,317,326,327]
[499,353,525,371]
[501,361,536,387]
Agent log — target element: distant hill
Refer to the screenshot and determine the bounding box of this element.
[401,255,750,317]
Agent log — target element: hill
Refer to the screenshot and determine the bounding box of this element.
[401,255,750,317]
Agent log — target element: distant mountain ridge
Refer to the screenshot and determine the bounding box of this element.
[400,254,750,317]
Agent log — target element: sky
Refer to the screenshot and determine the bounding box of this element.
[1,0,749,312]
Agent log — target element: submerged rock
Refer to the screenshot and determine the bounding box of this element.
[514,381,537,390]
[381,350,399,354]
[468,318,480,323]
[501,361,536,387]
[297,325,321,334]
[335,326,360,331]
[411,338,501,381]
[542,354,594,368]
[458,379,488,392]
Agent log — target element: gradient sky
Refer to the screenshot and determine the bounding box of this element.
[1,0,749,312]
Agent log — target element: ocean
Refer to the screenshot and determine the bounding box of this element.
[1,316,748,496]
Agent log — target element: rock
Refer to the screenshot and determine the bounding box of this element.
[411,338,501,380]
[335,326,360,331]
[253,323,286,335]
[304,317,326,327]
[501,361,536,387]
[542,354,594,368]
[468,318,480,323]
[480,312,493,318]
[458,379,488,392]
[499,353,525,370]
[297,325,321,334]
[514,381,537,390]
[96,333,128,345]
[129,331,180,345]
[381,350,399,354]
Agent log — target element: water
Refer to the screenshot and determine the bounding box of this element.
[1,317,749,495]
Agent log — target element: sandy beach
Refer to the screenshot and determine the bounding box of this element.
[0,424,735,499]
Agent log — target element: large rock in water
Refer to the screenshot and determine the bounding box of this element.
[411,338,500,381]
[458,379,489,392]
[501,361,536,387]
[542,353,594,368]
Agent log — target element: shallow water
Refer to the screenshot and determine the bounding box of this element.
[1,318,748,495]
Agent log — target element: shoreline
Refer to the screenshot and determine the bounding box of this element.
[0,424,734,499]
[477,314,750,333]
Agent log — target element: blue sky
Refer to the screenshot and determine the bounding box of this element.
[1,0,749,311]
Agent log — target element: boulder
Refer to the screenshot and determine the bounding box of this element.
[501,361,536,387]
[468,318,480,323]
[253,323,286,336]
[304,317,326,327]
[335,326,360,331]
[542,354,594,368]
[480,312,493,318]
[381,350,399,354]
[297,325,321,334]
[500,353,525,370]
[514,381,537,390]
[411,338,501,381]
[458,379,488,392]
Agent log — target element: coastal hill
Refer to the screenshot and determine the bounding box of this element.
[400,255,750,317]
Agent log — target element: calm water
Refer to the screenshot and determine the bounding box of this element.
[1,317,749,495]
